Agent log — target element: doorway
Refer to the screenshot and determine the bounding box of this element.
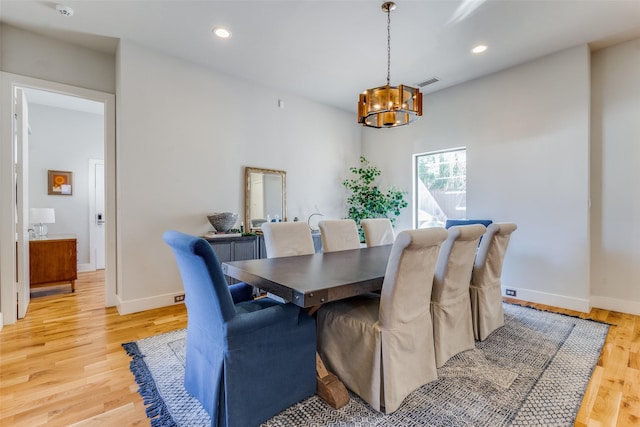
[25,88,105,275]
[0,72,116,325]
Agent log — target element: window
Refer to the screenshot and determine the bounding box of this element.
[414,148,466,228]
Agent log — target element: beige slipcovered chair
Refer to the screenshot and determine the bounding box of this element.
[470,222,518,341]
[361,218,394,247]
[318,219,361,252]
[261,222,315,258]
[261,222,316,302]
[431,224,486,367]
[317,227,448,413]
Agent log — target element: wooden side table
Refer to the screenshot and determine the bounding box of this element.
[29,234,77,292]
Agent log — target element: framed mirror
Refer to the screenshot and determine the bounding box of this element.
[244,167,286,232]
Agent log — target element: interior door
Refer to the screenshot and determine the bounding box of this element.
[16,88,30,318]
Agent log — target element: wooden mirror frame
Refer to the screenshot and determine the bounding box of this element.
[244,166,286,232]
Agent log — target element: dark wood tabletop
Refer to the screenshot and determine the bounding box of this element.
[222,244,392,308]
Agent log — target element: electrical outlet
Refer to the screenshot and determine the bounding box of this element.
[174,294,185,303]
[505,289,516,297]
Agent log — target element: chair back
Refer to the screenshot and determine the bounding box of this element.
[361,218,394,247]
[432,224,486,302]
[318,219,361,252]
[445,218,493,229]
[261,222,315,258]
[163,230,237,326]
[379,228,448,328]
[472,222,517,288]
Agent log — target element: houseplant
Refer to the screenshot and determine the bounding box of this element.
[342,156,408,240]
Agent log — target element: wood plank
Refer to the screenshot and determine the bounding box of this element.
[315,353,349,409]
[575,365,603,425]
[0,271,187,426]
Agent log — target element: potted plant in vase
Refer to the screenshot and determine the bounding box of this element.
[342,156,408,241]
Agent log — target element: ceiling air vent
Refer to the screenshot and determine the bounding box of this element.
[416,77,440,88]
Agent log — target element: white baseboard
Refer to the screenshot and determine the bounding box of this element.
[502,286,640,316]
[116,291,185,315]
[590,295,640,316]
[502,286,591,313]
[114,288,639,317]
[77,263,93,273]
[0,312,3,330]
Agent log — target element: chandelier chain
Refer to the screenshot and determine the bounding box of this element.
[387,6,391,85]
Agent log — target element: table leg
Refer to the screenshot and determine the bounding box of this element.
[316,353,349,409]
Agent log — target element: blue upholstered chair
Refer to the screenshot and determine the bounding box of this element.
[444,218,493,229]
[163,230,317,427]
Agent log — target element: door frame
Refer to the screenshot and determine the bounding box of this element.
[15,88,30,318]
[88,158,105,271]
[0,72,117,324]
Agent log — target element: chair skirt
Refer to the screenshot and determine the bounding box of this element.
[470,281,505,341]
[317,294,437,414]
[185,308,317,427]
[431,291,475,367]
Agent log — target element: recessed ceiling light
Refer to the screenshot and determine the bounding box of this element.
[471,44,488,54]
[212,27,231,39]
[56,4,74,17]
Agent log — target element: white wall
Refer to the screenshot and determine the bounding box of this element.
[0,24,115,94]
[115,41,360,312]
[590,38,640,315]
[363,45,592,312]
[28,103,104,269]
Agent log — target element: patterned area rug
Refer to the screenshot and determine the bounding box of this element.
[122,304,609,427]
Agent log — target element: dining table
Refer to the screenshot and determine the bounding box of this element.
[221,244,393,409]
[221,244,392,308]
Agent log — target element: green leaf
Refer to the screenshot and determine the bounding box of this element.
[342,156,408,239]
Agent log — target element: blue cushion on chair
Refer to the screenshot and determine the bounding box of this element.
[163,230,317,427]
[445,219,493,229]
[228,282,254,303]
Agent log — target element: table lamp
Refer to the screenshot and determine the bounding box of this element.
[30,208,55,237]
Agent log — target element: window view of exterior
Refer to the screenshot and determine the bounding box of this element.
[415,148,466,228]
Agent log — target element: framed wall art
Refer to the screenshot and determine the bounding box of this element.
[48,170,73,195]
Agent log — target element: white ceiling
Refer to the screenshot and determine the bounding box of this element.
[2,0,640,114]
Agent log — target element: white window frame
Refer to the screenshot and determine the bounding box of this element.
[413,147,467,229]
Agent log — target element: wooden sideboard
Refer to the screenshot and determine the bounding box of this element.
[29,234,77,292]
[205,233,322,259]
[205,235,259,284]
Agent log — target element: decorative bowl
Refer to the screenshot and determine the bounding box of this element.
[207,212,238,233]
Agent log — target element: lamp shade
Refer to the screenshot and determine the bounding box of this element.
[358,84,422,128]
[30,208,56,224]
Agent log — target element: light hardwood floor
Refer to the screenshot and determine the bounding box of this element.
[503,298,640,427]
[0,272,638,426]
[0,271,187,426]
